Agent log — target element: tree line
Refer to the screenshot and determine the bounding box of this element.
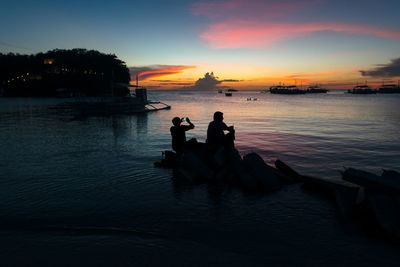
[0,49,131,97]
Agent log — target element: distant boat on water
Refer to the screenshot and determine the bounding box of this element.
[306,85,329,93]
[378,84,400,94]
[227,88,238,92]
[225,92,232,96]
[218,89,223,93]
[348,85,377,94]
[270,85,306,94]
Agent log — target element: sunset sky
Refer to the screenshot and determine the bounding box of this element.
[1,0,400,89]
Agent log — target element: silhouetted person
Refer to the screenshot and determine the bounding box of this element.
[206,111,235,150]
[170,116,195,154]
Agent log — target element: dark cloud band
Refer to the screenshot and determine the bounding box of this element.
[360,57,400,77]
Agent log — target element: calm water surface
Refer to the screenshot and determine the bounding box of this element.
[0,91,399,266]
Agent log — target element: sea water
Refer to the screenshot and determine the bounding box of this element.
[0,91,399,266]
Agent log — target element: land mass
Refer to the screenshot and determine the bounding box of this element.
[0,49,131,97]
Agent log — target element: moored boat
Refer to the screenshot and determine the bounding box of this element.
[270,85,306,94]
[306,85,329,93]
[378,84,400,94]
[348,85,377,94]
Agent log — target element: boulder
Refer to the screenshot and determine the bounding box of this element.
[382,169,400,180]
[302,175,359,196]
[175,167,197,184]
[227,150,260,192]
[274,159,302,183]
[343,168,400,194]
[368,193,400,239]
[182,151,214,182]
[334,186,361,219]
[213,147,228,170]
[243,153,281,192]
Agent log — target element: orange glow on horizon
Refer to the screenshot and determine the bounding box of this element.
[128,63,395,90]
[131,65,196,81]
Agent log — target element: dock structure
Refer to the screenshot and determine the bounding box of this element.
[55,85,170,116]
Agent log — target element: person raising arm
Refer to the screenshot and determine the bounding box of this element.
[170,116,195,154]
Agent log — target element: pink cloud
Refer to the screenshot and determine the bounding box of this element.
[200,20,400,49]
[192,0,400,49]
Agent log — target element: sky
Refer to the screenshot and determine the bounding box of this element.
[1,0,400,90]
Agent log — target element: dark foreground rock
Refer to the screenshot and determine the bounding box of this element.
[155,147,400,242]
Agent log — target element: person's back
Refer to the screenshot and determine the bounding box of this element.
[170,117,194,153]
[206,111,234,149]
[206,120,228,146]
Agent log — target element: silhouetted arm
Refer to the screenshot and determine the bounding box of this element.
[221,122,229,131]
[185,118,195,130]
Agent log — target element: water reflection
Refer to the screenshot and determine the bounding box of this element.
[136,113,148,136]
[1,94,400,265]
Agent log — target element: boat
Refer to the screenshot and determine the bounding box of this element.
[306,85,329,93]
[348,85,377,94]
[227,88,238,92]
[225,92,232,96]
[269,85,306,94]
[378,84,400,94]
[218,89,223,93]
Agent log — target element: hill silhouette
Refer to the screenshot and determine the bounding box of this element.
[0,49,130,97]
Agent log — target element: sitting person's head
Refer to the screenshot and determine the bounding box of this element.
[172,117,181,126]
[213,111,223,122]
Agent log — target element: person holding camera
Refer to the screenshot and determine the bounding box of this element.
[170,116,195,154]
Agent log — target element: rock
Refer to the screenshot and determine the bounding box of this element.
[274,159,302,183]
[213,147,228,169]
[215,167,236,184]
[243,153,281,192]
[228,150,260,192]
[182,151,214,182]
[343,168,400,194]
[382,169,400,179]
[335,186,361,219]
[175,167,197,184]
[302,175,359,196]
[368,193,400,239]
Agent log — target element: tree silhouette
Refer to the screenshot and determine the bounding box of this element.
[0,49,131,97]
